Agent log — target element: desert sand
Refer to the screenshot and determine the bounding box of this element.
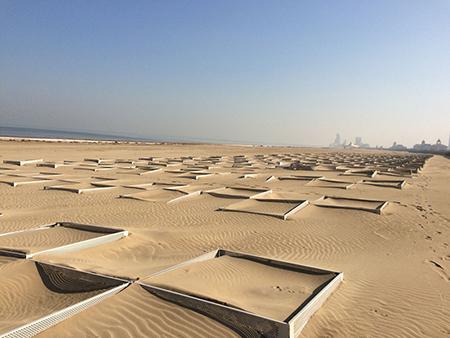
[0,140,449,337]
[0,259,113,333]
[0,226,101,255]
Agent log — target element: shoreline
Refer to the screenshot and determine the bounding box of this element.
[0,135,157,145]
[0,135,261,148]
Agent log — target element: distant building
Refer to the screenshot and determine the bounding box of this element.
[432,139,447,152]
[413,139,447,153]
[389,141,407,151]
[335,133,341,145]
[354,137,370,148]
[413,140,432,152]
[329,133,371,149]
[330,133,343,148]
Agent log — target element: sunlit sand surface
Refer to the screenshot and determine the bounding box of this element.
[0,140,448,337]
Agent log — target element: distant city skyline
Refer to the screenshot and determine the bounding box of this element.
[1,1,449,147]
[330,132,450,149]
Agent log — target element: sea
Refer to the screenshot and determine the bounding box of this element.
[0,126,154,142]
[0,126,312,147]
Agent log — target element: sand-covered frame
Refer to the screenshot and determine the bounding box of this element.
[119,184,203,203]
[0,222,128,259]
[0,261,129,338]
[138,249,343,338]
[219,191,309,220]
[3,159,43,166]
[359,179,406,189]
[340,169,378,178]
[45,181,117,194]
[306,178,355,190]
[0,175,55,187]
[313,196,388,214]
[206,186,271,199]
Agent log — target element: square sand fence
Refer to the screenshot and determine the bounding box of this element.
[313,196,388,214]
[0,222,128,259]
[138,249,343,338]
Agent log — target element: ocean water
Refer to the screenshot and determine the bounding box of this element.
[0,126,151,142]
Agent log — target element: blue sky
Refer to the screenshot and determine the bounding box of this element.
[1,1,449,146]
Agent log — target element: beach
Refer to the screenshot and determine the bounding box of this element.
[0,139,448,337]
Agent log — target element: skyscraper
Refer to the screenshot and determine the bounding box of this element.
[330,133,342,148]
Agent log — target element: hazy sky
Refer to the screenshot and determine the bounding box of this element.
[1,1,449,146]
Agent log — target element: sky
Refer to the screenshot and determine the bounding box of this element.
[1,1,449,147]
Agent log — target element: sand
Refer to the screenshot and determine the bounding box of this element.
[0,140,449,337]
[0,259,112,333]
[0,226,102,255]
[120,188,186,202]
[35,284,240,338]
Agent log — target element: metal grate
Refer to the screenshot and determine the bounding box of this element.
[1,283,128,338]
